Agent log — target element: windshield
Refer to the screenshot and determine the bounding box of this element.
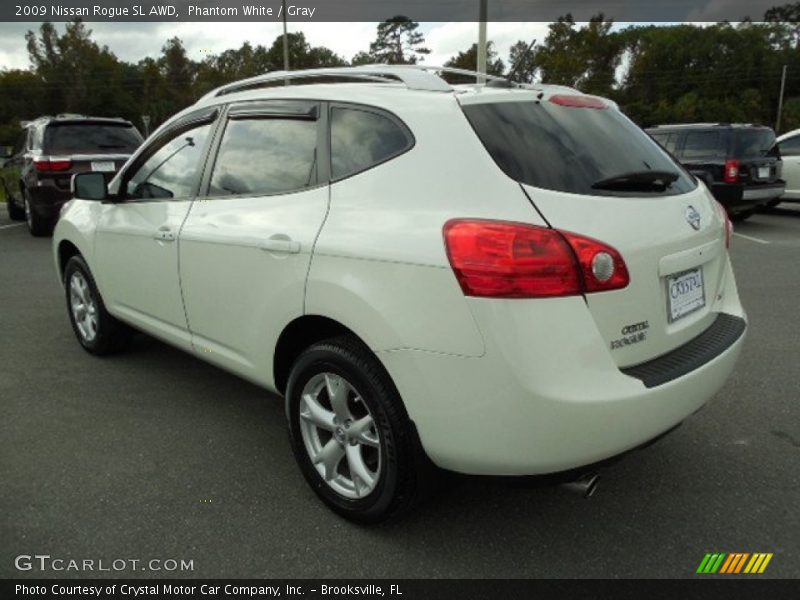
[462,100,696,196]
[734,129,776,157]
[44,122,143,154]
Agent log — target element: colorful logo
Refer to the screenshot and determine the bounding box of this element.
[696,552,773,574]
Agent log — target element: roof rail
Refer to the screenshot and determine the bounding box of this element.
[202,64,513,100]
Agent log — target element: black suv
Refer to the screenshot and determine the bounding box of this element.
[646,123,784,219]
[1,115,143,235]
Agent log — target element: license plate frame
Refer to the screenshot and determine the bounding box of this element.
[91,161,115,173]
[666,267,706,323]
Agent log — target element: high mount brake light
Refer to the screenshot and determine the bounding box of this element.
[443,220,629,299]
[548,95,607,109]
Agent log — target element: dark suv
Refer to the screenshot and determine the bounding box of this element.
[1,115,143,235]
[646,123,784,219]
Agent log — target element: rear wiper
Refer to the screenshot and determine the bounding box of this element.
[592,170,679,191]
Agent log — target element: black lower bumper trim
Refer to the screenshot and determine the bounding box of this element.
[621,313,746,388]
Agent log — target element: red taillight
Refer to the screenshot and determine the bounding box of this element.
[443,219,629,298]
[549,94,607,109]
[34,158,72,172]
[715,200,733,248]
[724,159,739,183]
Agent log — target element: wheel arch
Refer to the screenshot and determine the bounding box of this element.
[273,315,374,396]
[57,239,83,281]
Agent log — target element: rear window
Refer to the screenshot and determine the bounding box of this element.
[463,100,695,196]
[44,122,143,154]
[734,129,776,157]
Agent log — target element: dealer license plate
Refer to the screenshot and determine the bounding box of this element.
[667,268,705,322]
[91,161,115,172]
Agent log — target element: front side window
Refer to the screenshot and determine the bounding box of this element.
[209,117,318,196]
[125,122,212,200]
[779,135,800,157]
[330,107,412,180]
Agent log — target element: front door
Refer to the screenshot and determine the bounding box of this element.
[94,112,217,350]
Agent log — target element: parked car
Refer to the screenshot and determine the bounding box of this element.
[54,66,747,522]
[646,123,784,219]
[1,115,143,236]
[774,128,800,205]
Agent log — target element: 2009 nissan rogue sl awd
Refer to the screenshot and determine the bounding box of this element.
[53,65,747,523]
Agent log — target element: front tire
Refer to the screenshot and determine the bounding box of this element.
[64,255,130,355]
[286,336,432,523]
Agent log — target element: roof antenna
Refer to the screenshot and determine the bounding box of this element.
[495,38,537,88]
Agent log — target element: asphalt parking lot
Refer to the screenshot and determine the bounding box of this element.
[1,205,799,579]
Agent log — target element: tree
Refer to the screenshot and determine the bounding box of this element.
[364,16,430,64]
[507,40,537,83]
[443,42,504,82]
[159,37,195,114]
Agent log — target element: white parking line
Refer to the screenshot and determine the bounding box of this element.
[0,223,24,230]
[733,232,770,245]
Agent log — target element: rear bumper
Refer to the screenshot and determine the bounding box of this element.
[380,259,746,476]
[712,182,785,212]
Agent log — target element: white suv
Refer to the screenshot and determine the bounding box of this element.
[54,65,747,522]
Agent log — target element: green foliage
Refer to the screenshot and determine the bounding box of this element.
[363,16,430,65]
[443,41,504,83]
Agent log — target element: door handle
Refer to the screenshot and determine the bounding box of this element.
[260,238,301,254]
[153,227,176,242]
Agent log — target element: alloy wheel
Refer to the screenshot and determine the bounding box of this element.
[298,372,381,499]
[69,271,98,342]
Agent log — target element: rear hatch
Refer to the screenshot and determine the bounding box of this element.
[460,91,729,367]
[730,127,781,185]
[38,120,143,191]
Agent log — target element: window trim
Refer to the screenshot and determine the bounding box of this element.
[115,107,220,203]
[328,101,415,183]
[198,99,328,200]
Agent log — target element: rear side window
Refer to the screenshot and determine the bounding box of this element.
[330,107,412,180]
[209,118,318,196]
[682,131,726,159]
[463,100,695,196]
[734,129,776,157]
[778,135,800,157]
[44,123,143,154]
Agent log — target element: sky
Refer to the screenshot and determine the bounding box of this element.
[0,21,557,71]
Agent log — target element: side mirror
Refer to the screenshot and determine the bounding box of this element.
[72,172,108,201]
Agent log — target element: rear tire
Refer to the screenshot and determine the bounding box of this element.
[286,336,435,523]
[6,193,25,220]
[24,189,52,237]
[731,209,754,222]
[64,255,131,355]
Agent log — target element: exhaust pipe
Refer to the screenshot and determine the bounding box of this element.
[560,471,599,498]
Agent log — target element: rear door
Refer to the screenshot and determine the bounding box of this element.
[460,94,729,367]
[178,100,329,385]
